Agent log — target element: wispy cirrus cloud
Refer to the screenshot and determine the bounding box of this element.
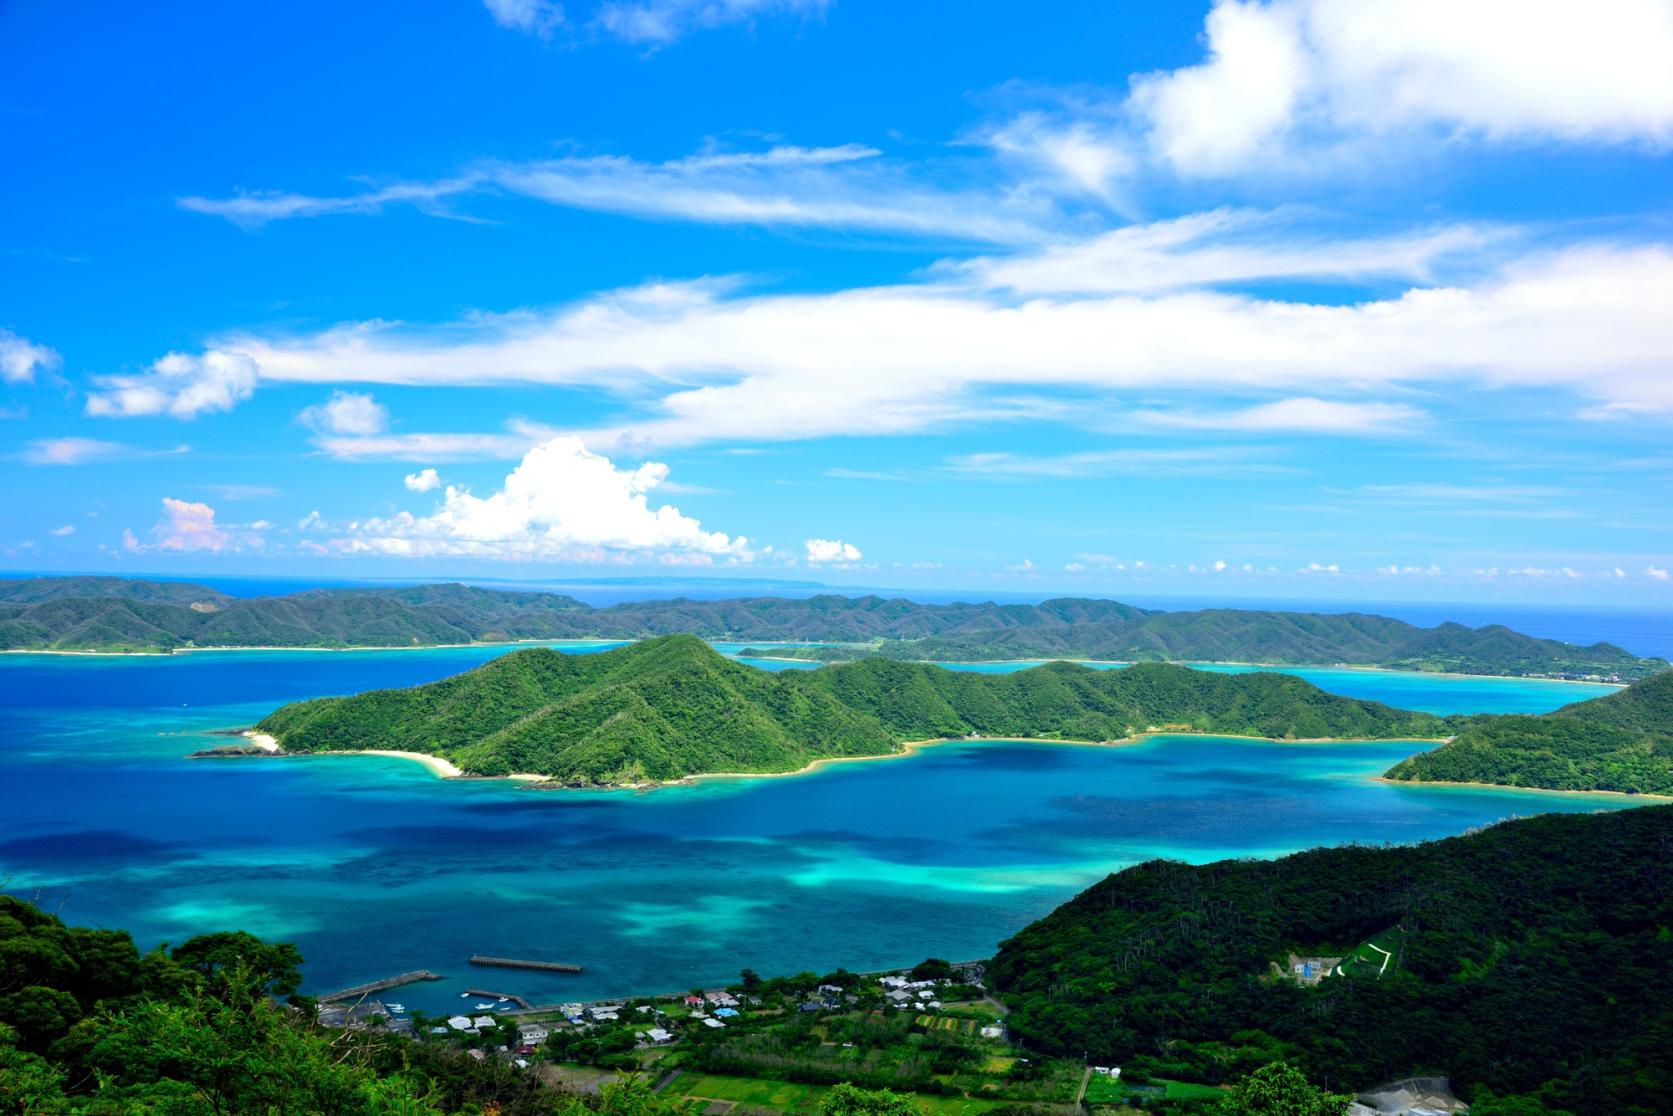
[179,144,1051,245]
[20,438,190,466]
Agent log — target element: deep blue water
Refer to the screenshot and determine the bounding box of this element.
[0,643,1651,1015]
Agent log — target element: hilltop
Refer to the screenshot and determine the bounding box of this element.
[988,804,1673,1113]
[1385,669,1673,794]
[256,635,1448,784]
[1,576,1661,681]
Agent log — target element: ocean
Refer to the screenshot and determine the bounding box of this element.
[0,640,1650,1017]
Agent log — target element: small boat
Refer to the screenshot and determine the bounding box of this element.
[496,997,509,1003]
[474,1002,495,1010]
[386,1004,405,1013]
[459,992,469,998]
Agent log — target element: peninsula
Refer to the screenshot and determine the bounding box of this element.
[255,635,1450,785]
[1,576,1661,682]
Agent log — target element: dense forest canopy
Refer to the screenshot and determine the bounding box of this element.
[988,804,1673,1115]
[1,577,1659,681]
[257,635,1450,783]
[1386,669,1673,793]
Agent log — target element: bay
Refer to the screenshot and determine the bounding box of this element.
[0,643,1643,1016]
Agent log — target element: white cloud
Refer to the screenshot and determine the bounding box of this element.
[86,349,258,419]
[593,0,827,46]
[1125,0,1673,178]
[157,243,1673,444]
[1649,566,1670,581]
[1131,398,1422,435]
[334,435,750,560]
[0,329,61,383]
[951,208,1501,295]
[314,420,558,462]
[19,438,191,466]
[299,390,389,436]
[404,468,442,492]
[943,447,1286,479]
[804,538,861,563]
[483,0,564,37]
[150,498,230,552]
[50,525,75,537]
[180,145,1049,245]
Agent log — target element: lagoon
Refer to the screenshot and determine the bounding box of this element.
[0,643,1636,1015]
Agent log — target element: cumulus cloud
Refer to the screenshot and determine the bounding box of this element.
[1130,398,1422,435]
[404,468,441,492]
[804,538,861,563]
[0,329,61,383]
[19,438,191,466]
[299,390,389,436]
[1649,566,1671,581]
[50,525,75,537]
[150,499,230,552]
[125,498,269,553]
[334,435,750,560]
[86,349,258,419]
[1123,0,1673,178]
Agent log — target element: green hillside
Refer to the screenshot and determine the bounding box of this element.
[257,636,1448,784]
[988,804,1673,1113]
[1,576,1661,681]
[1385,670,1673,793]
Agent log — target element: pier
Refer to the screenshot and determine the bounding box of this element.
[464,987,535,1009]
[317,970,443,1004]
[469,954,583,974]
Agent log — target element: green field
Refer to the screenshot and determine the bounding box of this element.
[1336,926,1405,979]
[671,1072,1011,1115]
[1084,1074,1226,1105]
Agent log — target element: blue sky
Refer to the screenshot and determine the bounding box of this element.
[2,0,1671,604]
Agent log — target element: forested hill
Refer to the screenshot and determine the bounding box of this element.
[1,576,1661,681]
[257,636,1448,784]
[988,804,1673,1113]
[1384,669,1673,794]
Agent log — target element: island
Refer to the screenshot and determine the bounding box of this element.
[2,576,1662,682]
[254,634,1450,785]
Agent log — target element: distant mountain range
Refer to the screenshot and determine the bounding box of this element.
[257,635,1448,784]
[1,576,1662,681]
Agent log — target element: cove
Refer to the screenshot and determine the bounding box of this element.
[0,647,1639,1017]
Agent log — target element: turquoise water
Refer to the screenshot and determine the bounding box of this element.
[0,645,1640,1014]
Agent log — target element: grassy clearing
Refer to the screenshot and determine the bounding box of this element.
[1085,1075,1226,1105]
[1337,926,1405,979]
[672,1072,1011,1115]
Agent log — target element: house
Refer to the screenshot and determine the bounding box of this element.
[916,988,935,999]
[885,990,912,1005]
[636,1004,654,1014]
[684,994,704,1007]
[714,1007,739,1018]
[591,1010,619,1022]
[517,1024,549,1044]
[979,1025,1004,1039]
[798,1002,822,1013]
[704,990,739,1007]
[446,1015,474,1031]
[645,1027,673,1044]
[879,976,907,989]
[925,1001,941,1011]
[429,1026,451,1035]
[1093,1067,1121,1079]
[818,984,844,995]
[472,1016,496,1030]
[702,1017,725,1029]
[467,1049,486,1062]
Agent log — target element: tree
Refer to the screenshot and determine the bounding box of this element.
[821,1083,922,1116]
[1213,1061,1352,1116]
[167,932,305,1004]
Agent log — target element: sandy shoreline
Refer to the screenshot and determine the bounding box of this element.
[1369,775,1673,802]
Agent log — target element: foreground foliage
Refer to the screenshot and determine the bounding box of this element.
[259,635,1448,782]
[0,895,678,1115]
[988,804,1673,1114]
